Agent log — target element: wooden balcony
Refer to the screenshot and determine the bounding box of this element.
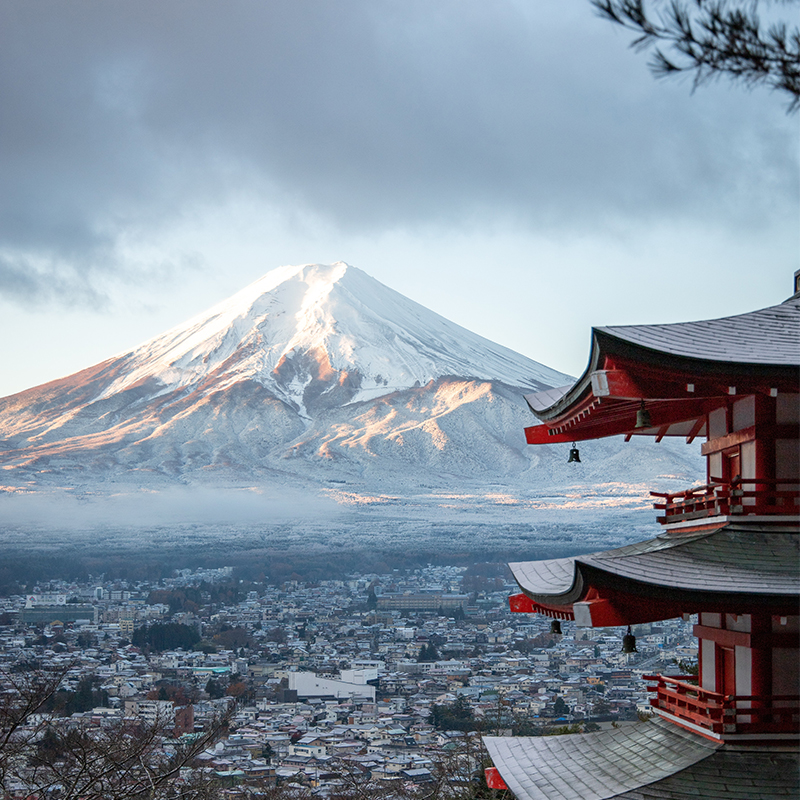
[645,674,800,738]
[651,478,800,525]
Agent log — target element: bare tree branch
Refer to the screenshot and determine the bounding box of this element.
[0,664,229,800]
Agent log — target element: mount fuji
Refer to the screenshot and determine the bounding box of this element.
[0,263,703,528]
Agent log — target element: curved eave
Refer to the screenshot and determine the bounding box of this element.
[524,332,600,422]
[510,525,800,617]
[526,335,799,427]
[524,396,713,444]
[525,297,800,429]
[509,556,585,606]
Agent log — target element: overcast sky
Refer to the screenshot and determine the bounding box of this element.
[1,0,797,397]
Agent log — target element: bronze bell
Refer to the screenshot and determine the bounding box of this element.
[635,401,652,429]
[621,625,637,653]
[550,619,562,635]
[567,443,581,463]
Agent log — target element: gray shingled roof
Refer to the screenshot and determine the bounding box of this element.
[525,385,572,413]
[485,718,799,800]
[615,748,800,799]
[598,297,800,366]
[509,555,576,596]
[484,718,718,800]
[510,524,800,602]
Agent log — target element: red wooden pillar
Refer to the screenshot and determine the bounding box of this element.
[715,645,736,696]
[750,612,773,722]
[753,394,776,504]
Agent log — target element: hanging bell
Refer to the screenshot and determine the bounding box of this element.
[635,401,652,429]
[550,619,562,635]
[621,625,637,654]
[567,443,581,463]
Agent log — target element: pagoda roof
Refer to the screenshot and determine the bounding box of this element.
[510,523,799,622]
[598,296,800,367]
[484,717,799,800]
[523,296,800,442]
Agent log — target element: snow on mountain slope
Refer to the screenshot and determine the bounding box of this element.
[0,262,703,497]
[93,263,571,414]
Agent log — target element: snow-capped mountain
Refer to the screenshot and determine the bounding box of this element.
[0,263,702,496]
[95,262,570,413]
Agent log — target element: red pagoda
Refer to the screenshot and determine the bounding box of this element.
[483,276,799,799]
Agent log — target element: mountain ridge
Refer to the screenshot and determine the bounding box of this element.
[0,263,702,498]
[83,262,571,416]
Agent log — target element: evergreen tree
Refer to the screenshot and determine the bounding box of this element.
[71,677,95,713]
[430,695,475,731]
[132,622,200,652]
[552,695,569,717]
[417,642,439,662]
[593,0,800,109]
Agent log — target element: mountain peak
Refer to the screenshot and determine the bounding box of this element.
[96,263,570,415]
[0,262,704,496]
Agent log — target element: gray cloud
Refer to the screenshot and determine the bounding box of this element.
[0,0,795,302]
[0,257,100,306]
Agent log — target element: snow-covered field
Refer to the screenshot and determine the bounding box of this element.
[0,492,659,566]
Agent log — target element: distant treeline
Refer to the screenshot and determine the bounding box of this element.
[0,546,515,592]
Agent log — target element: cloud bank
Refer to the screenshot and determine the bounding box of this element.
[0,485,341,529]
[1,0,795,304]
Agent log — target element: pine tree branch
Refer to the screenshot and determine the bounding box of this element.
[591,0,800,110]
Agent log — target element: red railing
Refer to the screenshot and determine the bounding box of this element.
[645,674,800,737]
[651,478,800,525]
